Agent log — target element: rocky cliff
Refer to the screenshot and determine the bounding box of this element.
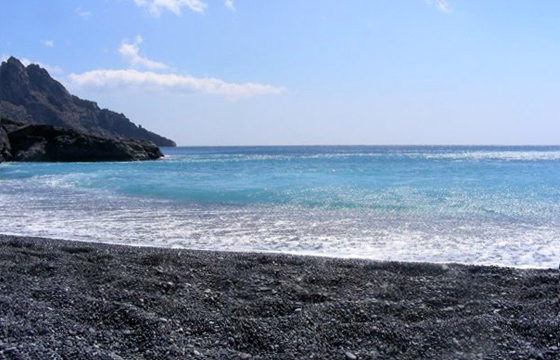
[0,118,163,162]
[0,57,176,147]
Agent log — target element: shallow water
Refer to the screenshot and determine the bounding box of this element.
[1,146,559,268]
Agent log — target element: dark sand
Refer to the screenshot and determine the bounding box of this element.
[0,235,558,360]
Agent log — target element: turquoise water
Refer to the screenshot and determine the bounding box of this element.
[1,146,559,268]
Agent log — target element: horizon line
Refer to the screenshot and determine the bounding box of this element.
[165,144,560,148]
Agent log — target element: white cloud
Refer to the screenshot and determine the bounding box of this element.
[43,40,55,47]
[66,69,285,98]
[76,7,93,20]
[224,0,235,11]
[118,36,168,70]
[425,0,451,13]
[65,30,283,99]
[133,0,207,17]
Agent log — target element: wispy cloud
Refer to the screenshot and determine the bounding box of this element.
[67,69,285,98]
[76,7,93,20]
[133,0,207,17]
[43,40,55,47]
[425,0,452,13]
[118,36,168,70]
[224,0,235,11]
[67,33,283,99]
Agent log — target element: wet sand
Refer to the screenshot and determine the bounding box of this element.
[0,234,558,359]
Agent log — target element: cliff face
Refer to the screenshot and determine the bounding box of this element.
[0,57,176,147]
[0,118,163,162]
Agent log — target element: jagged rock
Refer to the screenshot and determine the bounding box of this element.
[0,57,176,147]
[1,118,162,162]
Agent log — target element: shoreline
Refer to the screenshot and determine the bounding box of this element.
[0,234,558,359]
[0,232,554,271]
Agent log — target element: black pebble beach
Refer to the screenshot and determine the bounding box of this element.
[0,235,558,360]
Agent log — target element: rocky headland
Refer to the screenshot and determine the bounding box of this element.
[0,118,162,162]
[0,57,175,147]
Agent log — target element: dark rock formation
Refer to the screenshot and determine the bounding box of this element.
[0,57,176,147]
[0,118,162,162]
[0,121,11,162]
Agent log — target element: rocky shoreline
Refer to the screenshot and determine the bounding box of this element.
[0,234,558,359]
[0,118,163,162]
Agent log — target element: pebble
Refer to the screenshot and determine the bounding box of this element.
[1,236,557,360]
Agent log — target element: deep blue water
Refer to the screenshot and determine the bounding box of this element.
[1,146,559,268]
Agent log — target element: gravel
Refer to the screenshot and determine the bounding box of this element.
[0,235,558,360]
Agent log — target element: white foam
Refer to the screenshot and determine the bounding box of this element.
[0,179,558,269]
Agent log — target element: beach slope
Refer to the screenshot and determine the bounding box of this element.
[0,235,558,359]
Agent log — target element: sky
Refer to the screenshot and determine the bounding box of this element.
[1,0,560,146]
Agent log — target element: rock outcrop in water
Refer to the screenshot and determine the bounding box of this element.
[0,57,176,147]
[0,118,163,162]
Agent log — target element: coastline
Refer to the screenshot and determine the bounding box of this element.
[0,234,558,359]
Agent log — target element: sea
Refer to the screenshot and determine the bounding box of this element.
[1,146,559,269]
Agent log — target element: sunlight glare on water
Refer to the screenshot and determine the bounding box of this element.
[0,146,559,268]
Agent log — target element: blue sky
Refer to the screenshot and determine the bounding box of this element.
[1,0,560,145]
